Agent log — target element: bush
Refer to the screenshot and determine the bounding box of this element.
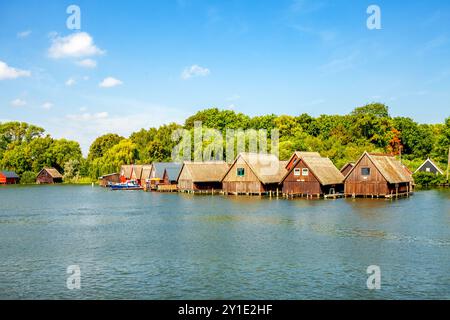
[20,171,36,184]
[413,172,446,186]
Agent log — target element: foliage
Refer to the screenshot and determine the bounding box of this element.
[1,103,449,182]
[413,172,447,186]
[20,171,36,184]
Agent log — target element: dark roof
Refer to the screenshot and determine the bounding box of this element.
[164,165,183,181]
[152,162,182,179]
[0,171,19,179]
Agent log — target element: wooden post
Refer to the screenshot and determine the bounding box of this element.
[447,146,450,182]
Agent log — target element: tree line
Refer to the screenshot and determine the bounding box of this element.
[1,103,449,185]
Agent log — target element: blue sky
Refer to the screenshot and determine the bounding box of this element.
[1,0,449,154]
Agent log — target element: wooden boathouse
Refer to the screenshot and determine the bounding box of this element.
[281,152,344,198]
[344,152,413,198]
[36,168,63,184]
[222,153,287,195]
[177,161,229,193]
[0,171,20,184]
[98,173,120,187]
[149,162,182,190]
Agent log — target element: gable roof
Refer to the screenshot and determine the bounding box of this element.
[40,167,63,178]
[286,151,321,168]
[414,158,444,174]
[0,171,19,179]
[141,165,153,180]
[120,165,133,179]
[179,162,229,182]
[132,165,143,179]
[347,152,412,184]
[222,152,287,184]
[152,162,182,179]
[340,162,355,172]
[164,165,183,182]
[281,155,344,185]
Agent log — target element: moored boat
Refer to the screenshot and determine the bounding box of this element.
[109,180,143,191]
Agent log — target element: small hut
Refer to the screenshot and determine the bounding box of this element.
[36,168,63,184]
[414,158,444,175]
[0,171,20,184]
[344,152,413,197]
[222,153,287,195]
[177,162,229,193]
[98,173,120,187]
[340,162,355,177]
[281,153,344,197]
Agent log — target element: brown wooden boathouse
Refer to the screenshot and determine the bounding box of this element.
[344,152,413,197]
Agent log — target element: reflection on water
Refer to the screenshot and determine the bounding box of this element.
[0,185,449,299]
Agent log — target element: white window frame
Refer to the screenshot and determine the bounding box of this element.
[302,168,309,176]
[294,168,301,176]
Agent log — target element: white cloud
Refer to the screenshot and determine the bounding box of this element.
[181,64,210,79]
[99,77,123,88]
[65,77,76,86]
[17,30,32,38]
[0,61,31,80]
[76,59,97,68]
[66,112,109,121]
[11,98,27,107]
[42,102,53,110]
[48,32,105,59]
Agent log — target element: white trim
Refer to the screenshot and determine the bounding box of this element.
[414,158,444,175]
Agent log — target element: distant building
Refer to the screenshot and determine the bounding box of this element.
[36,168,63,184]
[177,162,229,192]
[119,164,144,184]
[340,162,355,177]
[149,163,182,189]
[344,152,413,197]
[140,165,153,188]
[0,171,20,184]
[281,152,344,196]
[98,173,120,187]
[222,153,287,195]
[414,158,444,175]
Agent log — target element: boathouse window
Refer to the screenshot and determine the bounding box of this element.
[302,168,309,176]
[294,168,301,176]
[237,168,245,177]
[361,167,371,176]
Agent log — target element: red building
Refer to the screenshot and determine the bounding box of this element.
[0,171,20,184]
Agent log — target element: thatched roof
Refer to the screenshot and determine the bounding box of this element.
[141,165,153,180]
[42,168,62,178]
[224,153,287,184]
[281,155,344,185]
[120,165,133,179]
[366,153,413,183]
[286,151,321,168]
[179,162,229,182]
[302,157,344,185]
[132,165,144,179]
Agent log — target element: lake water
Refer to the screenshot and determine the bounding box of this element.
[0,185,449,299]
